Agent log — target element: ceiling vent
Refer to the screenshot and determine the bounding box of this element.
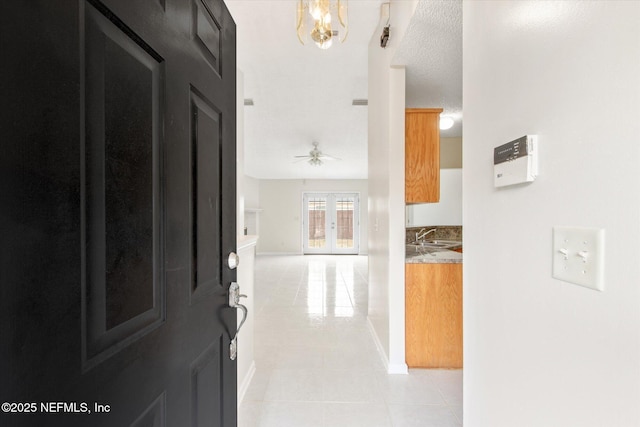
[352,99,368,106]
[244,99,254,106]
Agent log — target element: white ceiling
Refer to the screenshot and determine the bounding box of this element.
[226,0,462,180]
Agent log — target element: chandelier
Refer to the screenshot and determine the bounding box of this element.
[296,0,348,50]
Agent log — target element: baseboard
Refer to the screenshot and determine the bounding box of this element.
[367,317,390,372]
[237,360,256,407]
[367,316,408,375]
[256,252,301,256]
[388,362,409,374]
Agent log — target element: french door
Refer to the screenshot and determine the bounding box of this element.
[303,193,360,254]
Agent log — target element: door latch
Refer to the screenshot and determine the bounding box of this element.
[228,282,247,360]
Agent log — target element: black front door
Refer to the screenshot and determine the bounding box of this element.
[1,0,237,426]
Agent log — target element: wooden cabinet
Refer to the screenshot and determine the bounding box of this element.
[405,263,462,368]
[405,108,442,203]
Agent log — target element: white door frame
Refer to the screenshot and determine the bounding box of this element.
[302,192,360,255]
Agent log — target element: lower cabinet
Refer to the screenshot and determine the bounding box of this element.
[405,263,463,368]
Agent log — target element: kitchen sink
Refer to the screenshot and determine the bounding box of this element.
[407,240,461,250]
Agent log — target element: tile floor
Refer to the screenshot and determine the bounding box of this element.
[239,254,462,427]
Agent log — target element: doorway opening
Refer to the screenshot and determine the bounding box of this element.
[303,193,360,254]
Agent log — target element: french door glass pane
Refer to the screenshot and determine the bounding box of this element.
[335,197,354,249]
[307,197,327,249]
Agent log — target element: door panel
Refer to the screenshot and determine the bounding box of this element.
[130,393,166,427]
[1,0,237,426]
[84,0,165,367]
[191,88,222,301]
[191,339,224,427]
[193,0,223,75]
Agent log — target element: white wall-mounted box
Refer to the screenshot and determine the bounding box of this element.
[494,135,538,187]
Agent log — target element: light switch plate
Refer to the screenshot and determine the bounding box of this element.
[552,227,605,291]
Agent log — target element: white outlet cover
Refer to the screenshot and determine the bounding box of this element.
[552,227,605,291]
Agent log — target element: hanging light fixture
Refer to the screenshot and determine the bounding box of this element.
[296,0,348,50]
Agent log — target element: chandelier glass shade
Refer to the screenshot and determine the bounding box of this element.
[297,0,348,49]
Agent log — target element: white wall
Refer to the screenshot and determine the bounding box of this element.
[244,175,260,208]
[243,175,261,236]
[256,179,368,255]
[367,0,418,373]
[463,2,640,426]
[406,169,462,226]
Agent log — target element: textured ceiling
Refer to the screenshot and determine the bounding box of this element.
[395,0,462,138]
[227,0,462,180]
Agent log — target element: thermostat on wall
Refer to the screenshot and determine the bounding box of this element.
[494,135,538,187]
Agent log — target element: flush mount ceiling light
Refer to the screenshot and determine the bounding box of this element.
[296,0,348,50]
[440,116,455,130]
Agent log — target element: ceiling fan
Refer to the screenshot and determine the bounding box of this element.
[293,142,341,166]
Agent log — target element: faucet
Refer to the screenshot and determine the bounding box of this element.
[415,228,437,242]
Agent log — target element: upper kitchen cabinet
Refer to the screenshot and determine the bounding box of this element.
[405,108,442,203]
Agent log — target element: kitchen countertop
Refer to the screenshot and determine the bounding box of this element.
[406,245,463,264]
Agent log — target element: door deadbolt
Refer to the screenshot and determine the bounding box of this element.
[227,252,240,270]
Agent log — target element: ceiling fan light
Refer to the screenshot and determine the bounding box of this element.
[294,142,339,166]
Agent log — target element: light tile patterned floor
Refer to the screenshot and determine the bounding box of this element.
[239,255,463,427]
